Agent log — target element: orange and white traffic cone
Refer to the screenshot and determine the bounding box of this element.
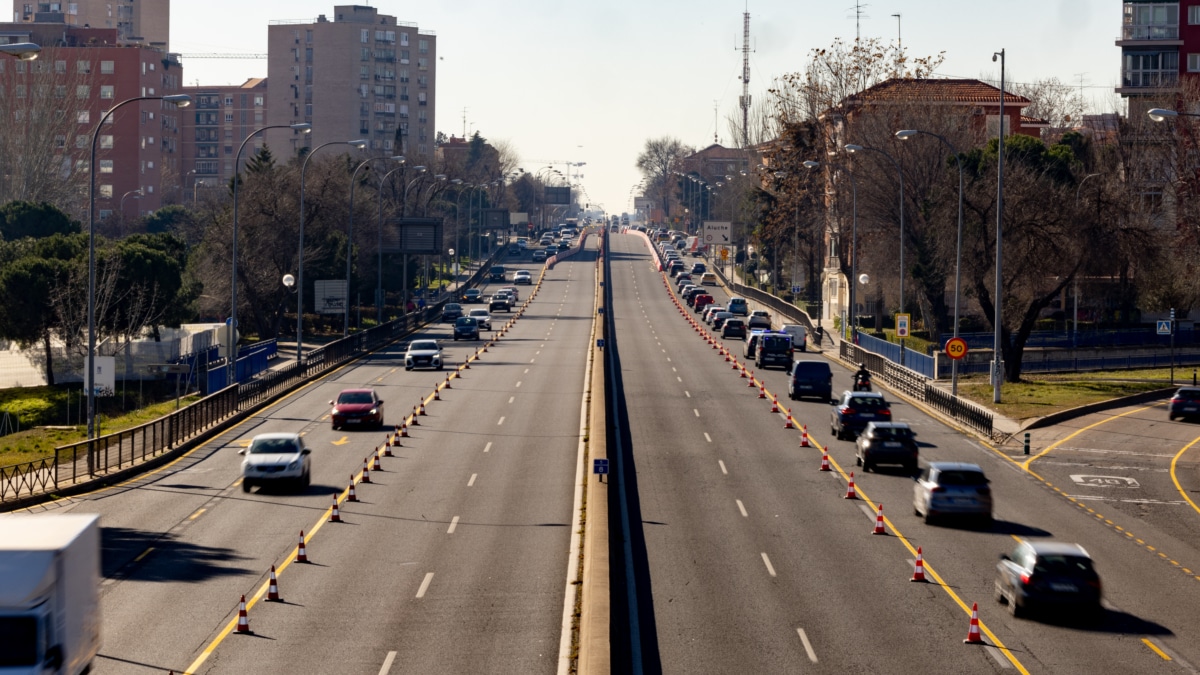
[845,472,857,499]
[758,385,767,399]
[401,422,410,437]
[235,594,251,633]
[444,375,452,389]
[820,450,831,471]
[297,531,308,563]
[361,458,371,483]
[330,495,341,522]
[347,479,358,502]
[419,403,427,416]
[390,431,400,446]
[411,407,420,425]
[872,503,886,535]
[800,425,810,447]
[267,565,281,601]
[434,387,441,401]
[784,409,794,429]
[912,547,927,582]
[372,453,382,472]
[770,396,779,413]
[385,438,395,456]
[964,602,985,644]
[742,368,750,380]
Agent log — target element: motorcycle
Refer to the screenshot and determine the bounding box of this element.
[853,374,872,392]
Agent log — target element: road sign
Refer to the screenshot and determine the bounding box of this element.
[720,248,729,260]
[593,458,609,475]
[791,285,803,295]
[944,337,968,361]
[896,313,911,338]
[1158,320,1172,335]
[703,221,732,245]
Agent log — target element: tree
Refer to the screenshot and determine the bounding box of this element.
[141,204,194,235]
[0,255,67,383]
[0,200,81,240]
[636,136,692,218]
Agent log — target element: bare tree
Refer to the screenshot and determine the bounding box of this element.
[636,136,693,218]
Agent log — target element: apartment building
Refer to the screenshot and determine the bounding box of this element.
[13,0,169,51]
[0,21,185,220]
[265,5,436,160]
[180,78,268,199]
[1116,1,1200,111]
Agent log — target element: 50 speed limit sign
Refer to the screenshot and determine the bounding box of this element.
[944,337,968,361]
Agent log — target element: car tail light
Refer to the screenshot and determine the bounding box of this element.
[1086,579,1102,591]
[1019,573,1032,585]
[929,486,945,493]
[880,409,892,417]
[840,407,855,415]
[1171,397,1183,403]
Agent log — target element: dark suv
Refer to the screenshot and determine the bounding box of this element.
[453,316,480,341]
[755,333,794,370]
[855,422,918,472]
[995,541,1102,619]
[1168,386,1200,421]
[831,391,892,440]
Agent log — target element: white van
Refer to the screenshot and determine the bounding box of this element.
[779,324,807,351]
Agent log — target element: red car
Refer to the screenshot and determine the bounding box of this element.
[329,388,384,430]
[693,294,715,312]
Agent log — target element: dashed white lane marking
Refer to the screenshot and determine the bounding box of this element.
[666,357,671,362]
[416,572,434,598]
[705,433,712,443]
[524,368,530,374]
[497,417,506,426]
[677,376,682,382]
[536,350,541,355]
[379,651,398,675]
[516,381,522,388]
[530,358,536,363]
[719,460,728,474]
[693,409,700,417]
[468,473,477,487]
[736,500,748,517]
[761,552,777,577]
[483,442,492,453]
[685,391,691,398]
[448,516,460,534]
[509,396,515,404]
[663,349,667,353]
[796,629,818,664]
[673,367,678,372]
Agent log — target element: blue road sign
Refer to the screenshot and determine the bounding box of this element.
[791,285,802,294]
[593,458,609,475]
[1158,320,1172,335]
[596,338,605,348]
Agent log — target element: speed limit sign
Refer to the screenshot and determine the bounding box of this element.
[944,337,968,361]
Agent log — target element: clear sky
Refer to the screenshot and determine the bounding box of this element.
[174,0,1121,216]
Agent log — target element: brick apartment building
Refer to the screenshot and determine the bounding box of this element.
[264,5,436,161]
[0,20,185,221]
[13,0,168,51]
[1116,0,1200,110]
[180,78,268,200]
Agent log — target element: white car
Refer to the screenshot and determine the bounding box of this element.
[500,285,520,301]
[467,308,493,330]
[239,432,311,492]
[405,339,444,370]
[513,270,532,285]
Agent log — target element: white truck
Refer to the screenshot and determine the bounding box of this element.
[0,514,101,675]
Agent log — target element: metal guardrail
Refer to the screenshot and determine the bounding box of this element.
[708,257,821,342]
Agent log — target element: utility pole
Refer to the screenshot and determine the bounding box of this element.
[737,5,751,149]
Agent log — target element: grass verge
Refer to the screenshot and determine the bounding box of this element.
[954,367,1180,421]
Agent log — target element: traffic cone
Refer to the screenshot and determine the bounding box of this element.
[724,351,731,362]
[384,439,395,456]
[361,458,371,483]
[401,422,409,437]
[800,425,810,447]
[419,403,427,416]
[964,603,985,644]
[758,385,767,399]
[444,375,452,389]
[296,531,308,563]
[393,424,401,437]
[235,594,251,633]
[741,367,749,379]
[820,450,831,471]
[347,478,358,502]
[770,397,780,413]
[390,432,399,447]
[784,409,794,429]
[372,453,381,472]
[330,495,341,522]
[845,472,857,499]
[411,407,420,425]
[267,565,281,601]
[872,504,886,534]
[912,547,927,582]
[434,387,441,401]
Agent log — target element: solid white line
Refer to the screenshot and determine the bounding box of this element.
[705,433,712,443]
[447,516,460,534]
[1065,494,1185,505]
[984,645,1013,669]
[416,572,434,598]
[858,503,877,521]
[796,629,818,663]
[509,396,515,404]
[736,499,748,517]
[498,417,506,425]
[468,473,477,487]
[719,460,728,474]
[761,552,777,577]
[379,651,398,675]
[483,442,492,453]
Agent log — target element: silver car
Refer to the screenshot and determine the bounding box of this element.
[913,461,993,524]
[405,339,444,371]
[467,308,492,330]
[239,432,311,492]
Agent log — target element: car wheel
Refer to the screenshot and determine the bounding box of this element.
[994,581,1007,605]
[1008,592,1023,618]
[242,481,251,493]
[914,505,922,517]
[863,460,874,473]
[437,364,444,371]
[1169,415,1177,421]
[789,390,797,401]
[855,454,862,466]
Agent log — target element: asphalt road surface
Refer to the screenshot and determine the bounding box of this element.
[605,231,1200,674]
[35,238,597,674]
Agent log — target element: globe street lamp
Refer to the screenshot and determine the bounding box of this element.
[296,139,368,363]
[86,93,191,450]
[896,128,965,395]
[804,159,858,342]
[0,43,40,60]
[229,122,311,383]
[345,155,403,336]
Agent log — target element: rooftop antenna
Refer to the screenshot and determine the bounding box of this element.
[849,1,869,42]
[714,100,720,144]
[736,2,752,148]
[461,107,469,138]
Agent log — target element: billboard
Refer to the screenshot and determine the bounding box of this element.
[84,356,116,397]
[314,280,347,315]
[509,212,529,225]
[545,186,571,205]
[381,217,444,254]
[483,208,509,230]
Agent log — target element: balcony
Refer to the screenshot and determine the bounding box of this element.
[1123,23,1178,40]
[1117,68,1179,95]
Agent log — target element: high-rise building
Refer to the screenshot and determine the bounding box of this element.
[265,5,436,159]
[13,0,169,51]
[180,78,269,199]
[1115,0,1200,110]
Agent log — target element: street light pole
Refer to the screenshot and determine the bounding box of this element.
[399,167,428,309]
[845,143,905,363]
[993,48,1006,403]
[296,139,367,363]
[374,159,406,322]
[804,160,857,343]
[87,93,191,447]
[346,155,403,336]
[896,129,965,395]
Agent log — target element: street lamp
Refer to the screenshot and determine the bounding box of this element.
[229,121,311,383]
[896,128,965,395]
[296,139,368,363]
[845,143,906,364]
[0,43,40,60]
[804,159,858,343]
[374,158,405,322]
[345,155,403,336]
[119,188,143,217]
[86,93,190,449]
[993,47,1007,403]
[420,174,448,297]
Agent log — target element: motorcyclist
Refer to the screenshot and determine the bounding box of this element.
[854,363,871,390]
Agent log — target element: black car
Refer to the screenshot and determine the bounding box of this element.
[996,541,1102,619]
[1168,386,1200,421]
[460,289,483,304]
[453,316,480,341]
[441,303,464,322]
[755,333,794,369]
[675,273,693,286]
[489,295,511,312]
[789,360,833,401]
[668,260,685,276]
[831,391,892,440]
[722,318,747,339]
[855,422,918,472]
[690,262,707,275]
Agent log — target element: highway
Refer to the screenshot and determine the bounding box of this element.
[606,230,1200,673]
[33,240,598,674]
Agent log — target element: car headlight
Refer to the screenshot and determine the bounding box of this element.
[369,408,378,415]
[288,460,300,470]
[331,407,340,415]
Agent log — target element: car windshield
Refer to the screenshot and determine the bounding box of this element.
[337,392,374,405]
[469,310,488,317]
[457,317,477,326]
[937,470,987,486]
[1176,389,1200,400]
[410,340,438,351]
[250,437,300,454]
[445,303,461,310]
[850,397,888,409]
[1033,555,1095,577]
[761,336,791,351]
[871,426,913,439]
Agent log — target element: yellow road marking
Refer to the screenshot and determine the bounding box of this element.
[1142,638,1172,661]
[1022,405,1154,470]
[188,508,206,520]
[1169,434,1200,519]
[133,547,154,563]
[232,478,243,487]
[331,436,349,446]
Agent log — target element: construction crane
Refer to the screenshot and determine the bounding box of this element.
[177,53,267,59]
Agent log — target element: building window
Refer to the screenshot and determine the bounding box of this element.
[76,60,90,74]
[400,33,409,46]
[54,134,66,149]
[99,134,113,149]
[54,60,66,74]
[1190,53,1200,72]
[53,85,66,98]
[419,39,429,55]
[306,29,313,43]
[224,96,233,106]
[100,184,112,198]
[1124,50,1180,87]
[1123,2,1179,39]
[78,110,90,124]
[75,159,88,173]
[254,95,264,107]
[361,65,369,79]
[418,58,427,71]
[100,60,114,74]
[76,85,90,99]
[75,134,88,148]
[225,113,233,122]
[361,29,369,43]
[99,159,113,173]
[100,85,114,99]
